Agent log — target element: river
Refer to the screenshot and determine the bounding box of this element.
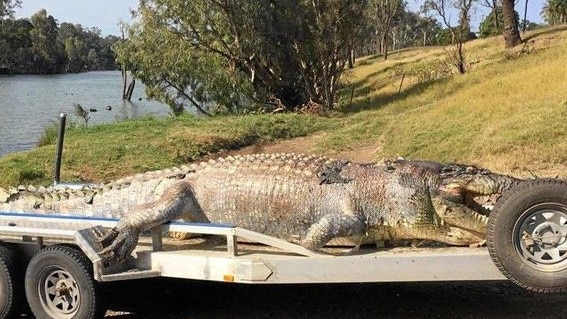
[0,71,170,158]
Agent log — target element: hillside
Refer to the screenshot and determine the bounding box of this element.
[1,25,566,187]
[222,25,567,179]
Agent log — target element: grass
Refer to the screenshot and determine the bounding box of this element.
[1,25,566,188]
[0,114,334,186]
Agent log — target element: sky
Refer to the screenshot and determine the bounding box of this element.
[15,0,546,37]
[15,0,139,36]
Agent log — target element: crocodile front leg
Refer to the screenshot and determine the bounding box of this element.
[392,225,485,246]
[300,213,367,250]
[98,181,200,260]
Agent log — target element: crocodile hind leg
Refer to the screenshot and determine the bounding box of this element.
[98,181,206,260]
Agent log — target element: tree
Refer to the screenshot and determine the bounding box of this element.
[422,0,477,74]
[115,0,369,114]
[59,23,88,72]
[370,0,403,60]
[1,9,118,74]
[0,0,21,19]
[480,6,525,38]
[0,18,33,72]
[29,9,67,73]
[501,0,522,47]
[541,0,567,25]
[480,0,501,33]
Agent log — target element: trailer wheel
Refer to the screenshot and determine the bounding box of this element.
[488,178,567,293]
[25,245,103,319]
[0,244,20,319]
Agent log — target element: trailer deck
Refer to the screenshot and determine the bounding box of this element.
[0,211,505,284]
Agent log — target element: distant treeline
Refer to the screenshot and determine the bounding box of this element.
[0,9,120,74]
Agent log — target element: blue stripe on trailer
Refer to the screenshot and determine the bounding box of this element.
[0,211,119,222]
[0,211,235,228]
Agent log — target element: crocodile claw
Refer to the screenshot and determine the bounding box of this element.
[97,226,140,261]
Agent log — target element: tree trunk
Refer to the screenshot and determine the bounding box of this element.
[501,0,522,48]
[382,33,388,60]
[125,78,135,101]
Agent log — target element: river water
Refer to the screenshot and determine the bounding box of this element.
[0,71,170,158]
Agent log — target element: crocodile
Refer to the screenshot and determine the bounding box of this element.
[0,153,521,260]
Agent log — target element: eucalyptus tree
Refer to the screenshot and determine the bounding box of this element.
[422,0,477,73]
[370,0,403,60]
[29,9,66,73]
[0,18,33,72]
[115,0,369,115]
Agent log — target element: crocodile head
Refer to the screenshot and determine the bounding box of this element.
[439,168,520,198]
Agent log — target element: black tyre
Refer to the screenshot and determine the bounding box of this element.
[488,178,567,293]
[0,244,20,319]
[25,245,104,319]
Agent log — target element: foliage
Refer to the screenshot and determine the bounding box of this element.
[369,0,404,59]
[115,0,370,114]
[479,6,523,38]
[0,9,119,74]
[37,121,60,147]
[403,60,453,82]
[0,0,20,18]
[28,9,67,74]
[541,0,567,25]
[480,6,504,38]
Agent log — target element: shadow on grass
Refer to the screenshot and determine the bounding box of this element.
[338,75,458,114]
[522,24,567,42]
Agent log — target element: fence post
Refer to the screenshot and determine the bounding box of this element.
[54,113,67,185]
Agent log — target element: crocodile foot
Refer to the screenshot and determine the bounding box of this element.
[96,226,141,261]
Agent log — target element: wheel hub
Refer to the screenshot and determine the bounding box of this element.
[54,279,73,297]
[531,222,566,248]
[515,203,567,271]
[40,268,80,317]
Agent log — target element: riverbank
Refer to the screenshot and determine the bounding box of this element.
[0,71,169,157]
[0,25,566,188]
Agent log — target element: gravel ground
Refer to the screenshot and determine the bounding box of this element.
[102,278,567,319]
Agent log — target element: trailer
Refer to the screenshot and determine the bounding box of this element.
[0,210,506,319]
[1,115,566,318]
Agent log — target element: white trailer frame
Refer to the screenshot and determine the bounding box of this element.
[0,211,506,284]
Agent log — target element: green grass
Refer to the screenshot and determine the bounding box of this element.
[1,25,566,188]
[0,114,334,186]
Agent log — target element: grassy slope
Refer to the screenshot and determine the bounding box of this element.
[316,25,567,177]
[1,25,566,187]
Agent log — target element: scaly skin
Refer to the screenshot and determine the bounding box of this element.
[0,153,522,260]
